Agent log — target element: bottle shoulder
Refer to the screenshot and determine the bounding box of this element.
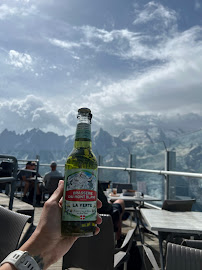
[69,147,96,157]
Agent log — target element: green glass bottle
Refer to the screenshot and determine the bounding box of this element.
[61,108,98,236]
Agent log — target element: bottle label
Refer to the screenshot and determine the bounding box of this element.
[75,123,91,140]
[62,168,97,222]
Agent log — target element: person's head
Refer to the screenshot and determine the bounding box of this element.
[50,161,57,171]
[26,161,36,170]
[26,161,32,169]
[31,162,36,170]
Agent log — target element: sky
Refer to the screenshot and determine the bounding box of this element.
[0,0,202,136]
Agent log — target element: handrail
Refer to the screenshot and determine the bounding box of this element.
[18,159,39,162]
[0,177,16,183]
[38,163,65,168]
[37,163,202,179]
[98,166,202,179]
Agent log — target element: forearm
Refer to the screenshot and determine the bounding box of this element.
[0,219,76,270]
[19,203,77,270]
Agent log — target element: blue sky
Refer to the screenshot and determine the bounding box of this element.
[0,0,202,135]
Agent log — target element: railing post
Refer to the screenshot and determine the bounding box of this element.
[128,154,136,185]
[98,155,103,181]
[33,155,40,207]
[165,151,176,200]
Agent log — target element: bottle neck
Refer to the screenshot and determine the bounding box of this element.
[74,121,92,149]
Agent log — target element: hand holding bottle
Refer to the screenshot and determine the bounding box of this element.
[14,180,102,270]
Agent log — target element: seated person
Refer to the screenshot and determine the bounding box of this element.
[18,161,41,204]
[40,161,63,196]
[18,161,35,202]
[97,181,125,241]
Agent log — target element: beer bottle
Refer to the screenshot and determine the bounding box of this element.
[61,108,98,236]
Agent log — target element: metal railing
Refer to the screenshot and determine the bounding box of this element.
[1,153,202,209]
[98,165,202,200]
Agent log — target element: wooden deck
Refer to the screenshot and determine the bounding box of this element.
[1,194,161,270]
[0,193,34,212]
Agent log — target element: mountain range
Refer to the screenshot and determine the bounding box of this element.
[0,115,202,211]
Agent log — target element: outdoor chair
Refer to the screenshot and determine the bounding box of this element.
[181,239,202,249]
[162,199,196,212]
[143,242,202,270]
[0,160,14,192]
[0,160,15,178]
[62,214,136,270]
[100,180,111,191]
[0,206,31,262]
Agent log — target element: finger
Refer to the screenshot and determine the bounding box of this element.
[48,180,64,203]
[96,213,102,225]
[94,226,100,235]
[97,199,102,209]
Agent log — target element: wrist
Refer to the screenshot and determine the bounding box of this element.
[0,251,40,270]
[19,229,57,269]
[19,233,46,269]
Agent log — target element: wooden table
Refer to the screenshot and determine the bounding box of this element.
[140,209,202,269]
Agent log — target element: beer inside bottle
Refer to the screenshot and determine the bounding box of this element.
[61,108,98,236]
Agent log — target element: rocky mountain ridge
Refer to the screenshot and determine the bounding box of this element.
[0,125,202,210]
[0,125,201,172]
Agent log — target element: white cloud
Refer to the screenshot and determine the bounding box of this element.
[0,4,17,19]
[72,55,80,60]
[8,50,33,70]
[0,3,37,20]
[46,6,177,63]
[133,1,177,27]
[81,25,114,43]
[45,21,202,126]
[0,95,72,135]
[80,26,152,59]
[195,0,201,10]
[79,24,200,63]
[48,38,80,49]
[0,0,202,137]
[83,26,202,117]
[17,0,31,2]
